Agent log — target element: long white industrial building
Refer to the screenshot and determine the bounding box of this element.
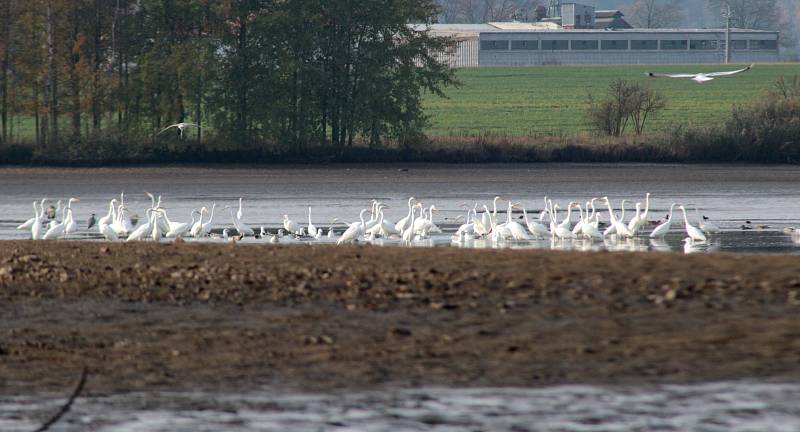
[419,24,780,67]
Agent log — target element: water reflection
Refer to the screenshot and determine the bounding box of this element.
[4,382,800,432]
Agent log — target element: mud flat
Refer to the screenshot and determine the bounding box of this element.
[2,241,800,396]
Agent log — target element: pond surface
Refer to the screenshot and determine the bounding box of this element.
[1,164,799,253]
[3,382,800,432]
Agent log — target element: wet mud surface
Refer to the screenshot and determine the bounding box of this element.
[2,241,800,396]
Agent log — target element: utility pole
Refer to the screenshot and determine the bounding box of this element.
[723,3,732,64]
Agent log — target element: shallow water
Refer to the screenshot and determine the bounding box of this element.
[3,382,800,432]
[1,164,799,253]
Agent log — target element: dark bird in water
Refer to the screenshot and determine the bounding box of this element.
[130,214,139,227]
[702,215,710,220]
[46,205,57,220]
[87,213,97,230]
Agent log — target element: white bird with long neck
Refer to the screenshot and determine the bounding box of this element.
[602,197,633,238]
[680,205,707,242]
[394,197,417,233]
[627,202,643,235]
[521,205,549,238]
[283,214,302,235]
[650,203,677,238]
[31,201,45,240]
[127,209,156,242]
[577,204,603,241]
[62,198,80,237]
[401,204,423,243]
[165,210,196,238]
[157,122,199,138]
[191,207,208,237]
[98,199,118,227]
[18,198,48,231]
[151,209,164,242]
[307,207,318,237]
[489,196,502,228]
[503,203,530,241]
[628,193,650,234]
[338,209,369,245]
[552,204,576,239]
[200,203,217,236]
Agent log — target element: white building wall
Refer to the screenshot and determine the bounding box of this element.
[476,30,780,66]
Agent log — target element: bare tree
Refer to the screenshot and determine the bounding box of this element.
[707,0,778,30]
[626,0,685,28]
[587,80,666,136]
[440,0,541,23]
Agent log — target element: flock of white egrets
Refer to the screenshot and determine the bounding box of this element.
[15,192,721,249]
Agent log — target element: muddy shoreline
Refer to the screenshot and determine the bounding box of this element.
[2,241,800,396]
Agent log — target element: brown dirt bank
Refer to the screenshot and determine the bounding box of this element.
[2,241,800,396]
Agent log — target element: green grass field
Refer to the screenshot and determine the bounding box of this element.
[423,64,798,137]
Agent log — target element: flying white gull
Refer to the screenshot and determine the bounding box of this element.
[646,64,754,84]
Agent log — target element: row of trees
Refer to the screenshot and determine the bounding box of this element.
[0,0,455,161]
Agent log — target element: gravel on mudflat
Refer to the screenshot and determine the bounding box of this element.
[1,241,800,395]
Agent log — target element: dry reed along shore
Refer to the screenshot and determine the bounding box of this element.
[2,241,800,395]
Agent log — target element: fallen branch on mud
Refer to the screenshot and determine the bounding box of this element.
[33,367,88,432]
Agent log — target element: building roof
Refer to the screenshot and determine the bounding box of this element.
[595,10,624,19]
[480,28,779,34]
[488,22,561,30]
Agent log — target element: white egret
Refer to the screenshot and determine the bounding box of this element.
[18,198,48,231]
[31,201,45,240]
[283,214,302,235]
[127,209,156,242]
[504,203,530,241]
[157,122,199,138]
[602,197,633,238]
[200,203,217,236]
[577,204,603,241]
[191,207,208,237]
[646,64,753,84]
[679,205,707,243]
[165,210,197,238]
[394,197,417,233]
[650,203,677,238]
[521,205,549,238]
[99,222,118,241]
[307,207,318,237]
[338,209,369,245]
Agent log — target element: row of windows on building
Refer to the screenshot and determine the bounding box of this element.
[481,39,778,51]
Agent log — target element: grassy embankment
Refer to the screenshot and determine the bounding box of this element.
[424,64,790,137]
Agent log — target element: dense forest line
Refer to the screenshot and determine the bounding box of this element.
[0,0,454,163]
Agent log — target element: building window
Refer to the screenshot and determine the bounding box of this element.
[541,40,569,50]
[690,40,717,50]
[511,40,539,50]
[575,15,581,25]
[630,40,658,50]
[571,40,598,50]
[660,40,688,50]
[750,40,778,50]
[601,40,629,50]
[480,40,509,51]
[731,40,748,50]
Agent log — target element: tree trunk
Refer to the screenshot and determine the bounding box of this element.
[46,0,59,149]
[0,0,10,146]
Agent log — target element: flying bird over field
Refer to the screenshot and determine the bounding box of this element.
[156,122,199,138]
[646,64,754,83]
